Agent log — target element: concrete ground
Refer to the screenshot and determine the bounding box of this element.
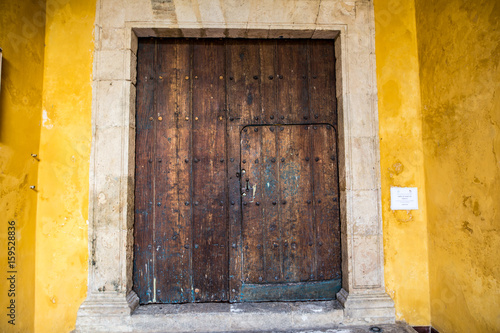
[191,323,417,333]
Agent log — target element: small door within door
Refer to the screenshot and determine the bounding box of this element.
[239,124,341,301]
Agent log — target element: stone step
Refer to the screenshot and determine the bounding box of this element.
[132,301,344,332]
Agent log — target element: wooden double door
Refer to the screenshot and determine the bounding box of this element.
[133,38,341,304]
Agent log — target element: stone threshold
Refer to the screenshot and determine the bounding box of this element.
[131,301,344,332]
[195,322,417,333]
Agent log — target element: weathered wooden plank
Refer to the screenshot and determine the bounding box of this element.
[277,41,309,123]
[154,40,193,303]
[311,125,341,281]
[133,39,156,304]
[154,40,178,303]
[226,40,262,126]
[174,41,194,302]
[259,41,277,124]
[293,125,315,282]
[227,119,243,302]
[277,125,314,283]
[191,40,228,302]
[260,125,281,283]
[240,126,265,283]
[226,40,264,300]
[309,41,336,123]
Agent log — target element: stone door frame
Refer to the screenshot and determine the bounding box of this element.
[76,1,395,331]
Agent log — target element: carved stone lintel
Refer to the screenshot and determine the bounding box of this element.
[337,288,396,325]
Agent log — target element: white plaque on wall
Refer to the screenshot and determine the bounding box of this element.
[390,187,418,210]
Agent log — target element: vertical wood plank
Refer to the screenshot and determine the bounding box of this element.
[154,40,177,303]
[277,125,314,282]
[154,40,193,303]
[133,39,156,304]
[261,125,281,283]
[226,40,263,299]
[225,41,243,302]
[277,41,309,123]
[311,125,341,280]
[191,40,228,302]
[259,41,277,123]
[175,41,194,302]
[226,40,262,126]
[309,41,336,123]
[294,125,315,282]
[240,126,265,283]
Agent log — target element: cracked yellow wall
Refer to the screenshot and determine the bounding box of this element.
[373,0,431,326]
[415,0,500,332]
[0,1,45,332]
[34,0,95,332]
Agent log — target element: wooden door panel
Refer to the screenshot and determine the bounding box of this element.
[191,40,228,302]
[312,125,341,280]
[134,39,156,303]
[134,39,340,304]
[309,41,337,123]
[278,125,314,283]
[260,126,281,283]
[240,124,341,302]
[277,42,309,123]
[153,41,193,304]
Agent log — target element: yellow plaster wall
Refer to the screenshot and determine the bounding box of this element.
[0,1,46,331]
[34,0,96,332]
[415,0,500,332]
[6,1,497,331]
[373,0,431,326]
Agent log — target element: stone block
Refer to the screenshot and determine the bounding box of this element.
[172,0,199,24]
[92,226,122,290]
[100,28,127,51]
[337,289,396,325]
[95,80,126,128]
[351,189,381,235]
[125,0,153,22]
[350,136,379,190]
[352,235,382,288]
[130,301,344,332]
[316,0,357,25]
[198,0,225,23]
[291,2,323,24]
[95,50,136,83]
[94,126,124,177]
[220,1,251,24]
[100,0,126,28]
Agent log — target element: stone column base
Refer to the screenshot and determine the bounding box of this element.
[337,288,396,325]
[74,291,139,333]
